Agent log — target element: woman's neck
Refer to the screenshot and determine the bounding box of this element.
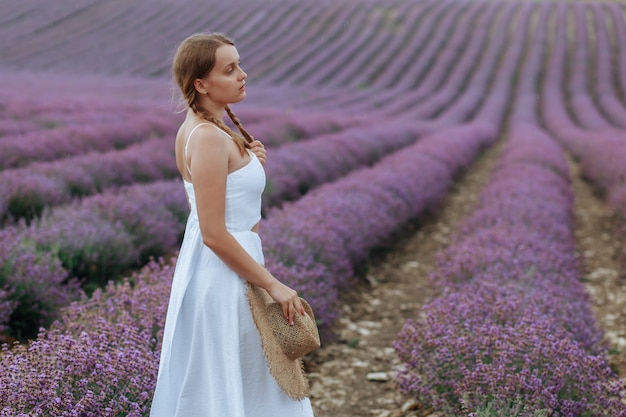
[195,97,225,121]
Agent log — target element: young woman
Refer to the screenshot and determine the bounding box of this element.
[150,33,315,417]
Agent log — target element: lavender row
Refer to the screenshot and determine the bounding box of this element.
[286,1,381,87]
[352,2,438,90]
[263,120,434,208]
[0,138,177,222]
[0,0,101,49]
[362,1,518,131]
[262,121,496,331]
[297,0,470,91]
[2,0,365,80]
[398,2,497,120]
[19,180,187,286]
[565,3,626,189]
[2,113,409,228]
[394,123,626,416]
[234,1,309,74]
[373,1,474,117]
[0,113,177,170]
[241,83,392,115]
[0,107,365,222]
[381,1,465,92]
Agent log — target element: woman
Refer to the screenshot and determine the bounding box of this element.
[150,33,315,416]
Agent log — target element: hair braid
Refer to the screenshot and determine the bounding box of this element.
[225,105,254,144]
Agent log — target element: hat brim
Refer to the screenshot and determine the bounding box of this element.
[246,282,320,400]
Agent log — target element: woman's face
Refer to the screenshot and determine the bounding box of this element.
[200,44,247,105]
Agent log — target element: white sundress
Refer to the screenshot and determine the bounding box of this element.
[150,123,315,417]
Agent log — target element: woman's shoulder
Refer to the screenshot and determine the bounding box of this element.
[188,122,229,141]
[187,123,234,162]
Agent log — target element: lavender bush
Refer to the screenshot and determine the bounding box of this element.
[23,206,137,289]
[22,181,187,286]
[0,320,157,417]
[0,259,172,416]
[396,282,623,416]
[0,226,81,340]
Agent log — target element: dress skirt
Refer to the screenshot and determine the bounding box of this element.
[150,218,315,417]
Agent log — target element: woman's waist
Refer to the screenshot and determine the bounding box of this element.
[183,219,263,262]
[187,211,260,231]
[229,226,259,236]
[229,227,264,265]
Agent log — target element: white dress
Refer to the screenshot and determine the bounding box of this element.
[150,123,314,417]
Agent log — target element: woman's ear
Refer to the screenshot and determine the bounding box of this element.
[194,78,207,95]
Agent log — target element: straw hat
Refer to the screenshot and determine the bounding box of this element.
[246,282,321,400]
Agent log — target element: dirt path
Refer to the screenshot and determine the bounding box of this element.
[307,139,504,417]
[568,158,626,379]
[307,146,626,417]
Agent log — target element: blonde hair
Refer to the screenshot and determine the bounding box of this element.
[172,32,253,156]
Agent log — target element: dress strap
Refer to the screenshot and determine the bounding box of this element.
[184,122,230,176]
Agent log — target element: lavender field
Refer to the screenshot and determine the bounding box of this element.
[1,0,626,415]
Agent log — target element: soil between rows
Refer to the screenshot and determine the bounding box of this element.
[306,140,626,417]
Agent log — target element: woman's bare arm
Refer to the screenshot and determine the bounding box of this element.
[188,126,304,322]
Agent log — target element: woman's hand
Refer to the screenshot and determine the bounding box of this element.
[265,280,305,325]
[249,139,266,166]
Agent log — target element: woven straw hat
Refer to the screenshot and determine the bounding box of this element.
[246,282,321,400]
